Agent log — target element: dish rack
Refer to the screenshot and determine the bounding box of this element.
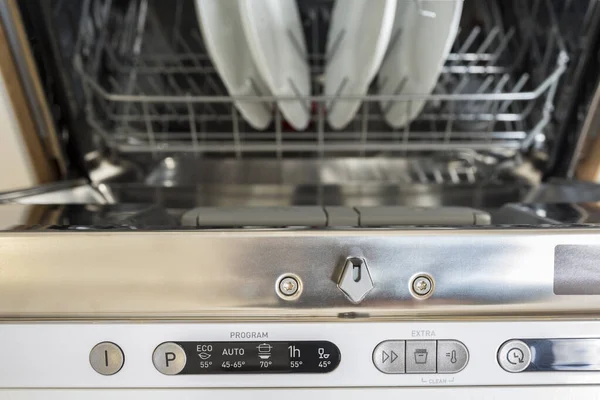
[71,0,570,162]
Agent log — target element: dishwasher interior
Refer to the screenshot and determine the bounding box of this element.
[6,3,600,394]
[4,0,600,218]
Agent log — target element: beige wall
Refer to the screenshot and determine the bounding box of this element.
[0,70,36,192]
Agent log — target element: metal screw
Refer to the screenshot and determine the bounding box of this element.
[276,274,303,301]
[279,277,299,296]
[411,275,434,298]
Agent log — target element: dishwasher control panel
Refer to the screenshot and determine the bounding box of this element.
[3,321,600,388]
[151,341,340,375]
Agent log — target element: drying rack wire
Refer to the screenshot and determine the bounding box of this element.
[73,0,570,162]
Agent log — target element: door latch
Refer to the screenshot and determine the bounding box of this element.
[337,257,374,304]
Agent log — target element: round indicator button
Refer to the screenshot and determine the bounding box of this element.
[498,340,531,373]
[153,342,187,375]
[89,342,124,376]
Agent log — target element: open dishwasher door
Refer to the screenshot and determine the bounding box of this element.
[3,0,600,398]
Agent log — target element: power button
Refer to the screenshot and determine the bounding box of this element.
[497,340,531,372]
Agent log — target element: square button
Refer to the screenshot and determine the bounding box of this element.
[406,341,436,373]
[373,340,406,374]
[437,340,469,373]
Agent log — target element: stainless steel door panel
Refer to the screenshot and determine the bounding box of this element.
[0,228,598,318]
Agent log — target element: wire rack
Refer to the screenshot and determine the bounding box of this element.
[73,0,571,159]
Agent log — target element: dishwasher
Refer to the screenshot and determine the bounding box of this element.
[1,0,600,398]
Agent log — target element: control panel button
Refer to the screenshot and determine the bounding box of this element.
[437,340,469,373]
[372,341,406,374]
[153,342,187,375]
[89,342,124,376]
[498,340,531,373]
[406,340,436,374]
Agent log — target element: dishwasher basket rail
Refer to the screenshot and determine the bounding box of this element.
[72,0,570,159]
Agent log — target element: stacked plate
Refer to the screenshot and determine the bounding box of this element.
[378,0,464,129]
[196,0,310,131]
[324,0,398,130]
[196,0,463,131]
[196,0,273,130]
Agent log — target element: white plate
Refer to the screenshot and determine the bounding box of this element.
[325,0,398,130]
[239,0,311,131]
[378,0,463,129]
[195,0,273,130]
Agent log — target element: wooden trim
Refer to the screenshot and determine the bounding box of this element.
[0,1,61,183]
[576,82,600,183]
[576,135,600,182]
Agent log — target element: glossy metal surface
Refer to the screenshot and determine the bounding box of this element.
[143,157,484,186]
[110,156,527,208]
[106,182,526,209]
[0,180,108,204]
[0,226,598,318]
[2,189,596,227]
[524,339,600,372]
[2,202,600,230]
